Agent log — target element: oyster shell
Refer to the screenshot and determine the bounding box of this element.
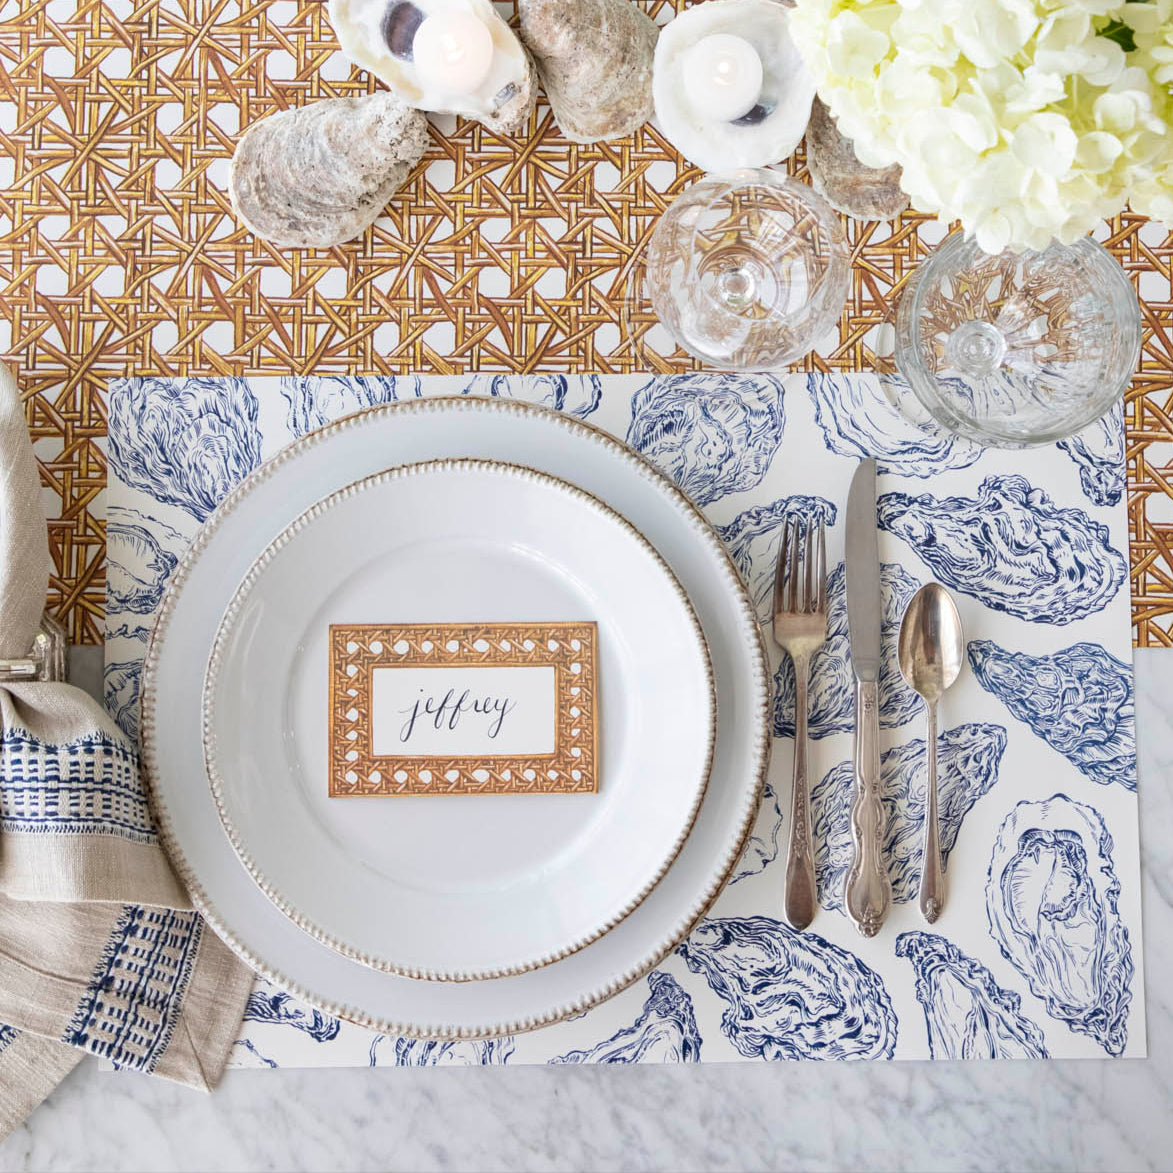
[1057,407,1126,507]
[985,794,1134,1056]
[653,0,814,172]
[895,932,1049,1059]
[805,97,909,222]
[550,971,701,1064]
[808,372,983,478]
[877,474,1128,625]
[329,0,537,135]
[625,373,786,507]
[679,916,898,1060]
[518,0,657,143]
[813,722,1007,911]
[228,91,429,249]
[969,640,1136,792]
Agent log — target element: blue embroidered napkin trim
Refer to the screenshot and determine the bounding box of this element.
[62,905,201,1072]
[0,728,153,844]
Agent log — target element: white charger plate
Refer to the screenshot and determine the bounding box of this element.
[142,397,770,1037]
[204,458,716,981]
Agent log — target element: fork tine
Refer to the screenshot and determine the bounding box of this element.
[786,518,800,612]
[771,516,790,619]
[816,519,827,613]
[803,519,815,613]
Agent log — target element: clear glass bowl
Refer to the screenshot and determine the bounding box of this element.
[893,231,1142,446]
[642,169,849,371]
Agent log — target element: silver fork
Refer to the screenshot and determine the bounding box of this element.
[772,517,828,932]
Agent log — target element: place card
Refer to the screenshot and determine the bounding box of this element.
[328,622,598,797]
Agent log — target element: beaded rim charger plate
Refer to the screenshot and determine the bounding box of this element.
[142,397,770,1036]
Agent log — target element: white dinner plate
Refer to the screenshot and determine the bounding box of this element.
[142,397,770,1037]
[204,458,716,981]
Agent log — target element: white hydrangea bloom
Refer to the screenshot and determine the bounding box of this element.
[789,0,1173,252]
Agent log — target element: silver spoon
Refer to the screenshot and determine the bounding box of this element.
[897,582,965,924]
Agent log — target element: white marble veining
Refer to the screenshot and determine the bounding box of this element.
[1,649,1170,1173]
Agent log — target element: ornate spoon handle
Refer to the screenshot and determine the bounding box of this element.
[783,653,816,931]
[845,678,892,937]
[919,700,945,922]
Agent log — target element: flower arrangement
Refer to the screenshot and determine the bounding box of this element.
[789,0,1173,252]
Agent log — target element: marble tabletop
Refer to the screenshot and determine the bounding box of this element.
[0,648,1168,1173]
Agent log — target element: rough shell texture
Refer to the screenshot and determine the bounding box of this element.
[518,0,657,144]
[653,0,814,172]
[228,92,429,250]
[329,0,537,135]
[805,98,909,222]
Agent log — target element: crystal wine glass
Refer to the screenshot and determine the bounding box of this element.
[893,231,1142,446]
[640,169,849,371]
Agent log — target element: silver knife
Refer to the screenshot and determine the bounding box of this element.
[844,458,892,938]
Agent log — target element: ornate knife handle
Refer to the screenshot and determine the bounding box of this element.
[845,678,892,938]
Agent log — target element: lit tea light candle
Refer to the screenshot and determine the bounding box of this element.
[685,33,763,123]
[654,0,815,171]
[412,11,495,93]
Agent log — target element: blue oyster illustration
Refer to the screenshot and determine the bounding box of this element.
[969,641,1136,792]
[895,931,1048,1059]
[388,1037,515,1066]
[812,723,1007,912]
[773,561,920,739]
[234,1039,278,1068]
[876,474,1126,624]
[986,794,1134,1056]
[717,495,837,619]
[108,377,262,522]
[280,374,422,436]
[465,374,602,418]
[813,373,984,477]
[731,777,783,885]
[1057,407,1125,507]
[103,661,142,744]
[550,971,701,1064]
[241,981,341,1043]
[106,506,186,617]
[678,916,897,1060]
[625,374,786,506]
[106,622,151,643]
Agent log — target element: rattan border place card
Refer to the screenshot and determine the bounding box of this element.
[328,621,599,797]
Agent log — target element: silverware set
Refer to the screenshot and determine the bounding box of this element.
[773,458,965,937]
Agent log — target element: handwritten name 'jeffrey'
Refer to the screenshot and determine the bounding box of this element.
[398,688,517,743]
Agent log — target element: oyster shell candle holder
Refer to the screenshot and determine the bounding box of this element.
[518,0,658,144]
[653,0,814,173]
[329,0,538,135]
[228,91,430,249]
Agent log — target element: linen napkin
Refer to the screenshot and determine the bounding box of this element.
[0,362,253,1137]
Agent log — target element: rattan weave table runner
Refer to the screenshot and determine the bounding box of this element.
[1,1,1172,644]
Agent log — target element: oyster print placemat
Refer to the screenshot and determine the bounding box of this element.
[104,374,1146,1066]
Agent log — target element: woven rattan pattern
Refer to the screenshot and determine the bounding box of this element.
[1,1,1171,644]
